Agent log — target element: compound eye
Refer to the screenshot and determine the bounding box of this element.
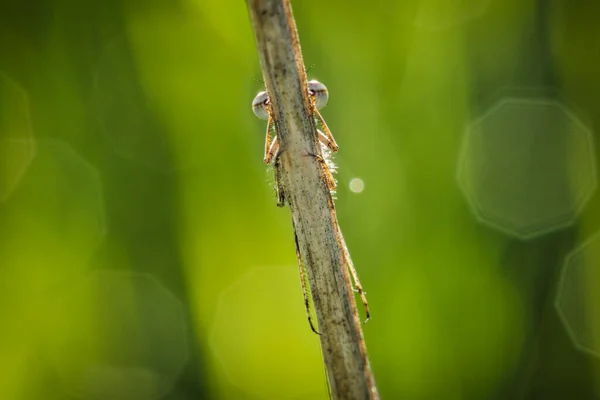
[308,80,328,110]
[252,91,270,120]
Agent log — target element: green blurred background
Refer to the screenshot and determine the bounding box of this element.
[1,0,600,399]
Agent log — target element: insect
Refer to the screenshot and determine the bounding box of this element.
[252,81,338,161]
[252,80,370,334]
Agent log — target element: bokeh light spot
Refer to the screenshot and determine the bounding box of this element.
[0,139,107,291]
[210,267,326,399]
[47,271,189,400]
[349,177,365,194]
[0,71,35,201]
[556,233,600,358]
[458,96,596,239]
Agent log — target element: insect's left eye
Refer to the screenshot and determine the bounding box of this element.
[308,80,328,110]
[252,91,270,120]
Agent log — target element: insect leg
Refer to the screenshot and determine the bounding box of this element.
[264,135,279,165]
[313,108,338,152]
[293,223,321,335]
[317,129,336,152]
[312,153,337,192]
[341,242,370,323]
[330,214,371,324]
[263,116,275,164]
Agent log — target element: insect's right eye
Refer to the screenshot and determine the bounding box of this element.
[252,91,270,120]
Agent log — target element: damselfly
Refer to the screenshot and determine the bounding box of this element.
[252,80,370,334]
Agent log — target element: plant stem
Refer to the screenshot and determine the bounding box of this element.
[246,1,379,399]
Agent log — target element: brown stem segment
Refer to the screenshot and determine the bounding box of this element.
[246,1,379,399]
